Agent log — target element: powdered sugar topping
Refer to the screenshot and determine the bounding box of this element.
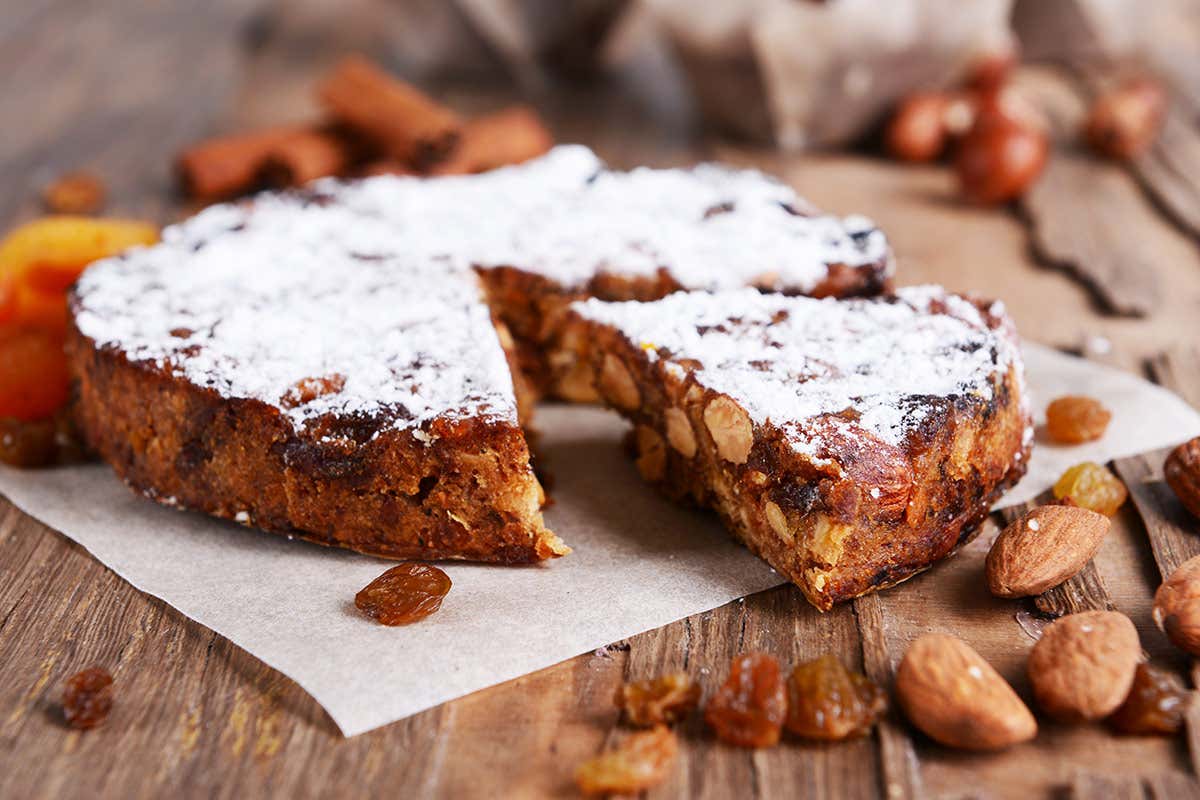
[573,286,1022,461]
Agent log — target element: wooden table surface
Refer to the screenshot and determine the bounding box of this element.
[4,3,1200,798]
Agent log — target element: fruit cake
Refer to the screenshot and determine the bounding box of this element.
[570,286,1032,609]
[331,145,894,399]
[68,194,566,563]
[66,146,895,565]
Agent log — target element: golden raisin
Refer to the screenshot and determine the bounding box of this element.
[1165,438,1200,519]
[784,655,887,741]
[575,726,678,796]
[62,666,113,730]
[355,563,451,626]
[1053,462,1128,517]
[42,171,107,214]
[616,672,701,727]
[704,652,787,748]
[1108,663,1189,735]
[1045,396,1112,444]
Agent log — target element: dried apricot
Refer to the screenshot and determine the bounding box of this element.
[355,563,451,625]
[1045,396,1111,444]
[785,655,887,741]
[1108,663,1189,735]
[62,666,113,730]
[575,725,677,796]
[616,672,701,727]
[704,652,787,748]
[0,327,69,421]
[1053,462,1128,516]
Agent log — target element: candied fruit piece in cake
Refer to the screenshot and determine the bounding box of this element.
[571,286,1031,609]
[68,198,565,564]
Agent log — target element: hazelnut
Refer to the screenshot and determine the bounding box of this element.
[1164,437,1200,519]
[1085,78,1167,161]
[954,101,1048,205]
[964,39,1019,92]
[764,501,792,543]
[600,354,640,411]
[886,93,952,163]
[703,396,753,464]
[1153,554,1200,657]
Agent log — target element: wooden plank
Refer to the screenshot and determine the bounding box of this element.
[1133,104,1200,243]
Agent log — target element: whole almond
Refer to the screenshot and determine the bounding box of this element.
[1027,611,1141,721]
[896,633,1037,750]
[986,505,1110,598]
[1153,554,1200,657]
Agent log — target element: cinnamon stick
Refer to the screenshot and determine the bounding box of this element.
[317,55,461,169]
[430,106,555,175]
[178,125,309,202]
[259,127,355,188]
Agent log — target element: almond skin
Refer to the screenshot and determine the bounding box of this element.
[896,633,1037,750]
[1153,554,1200,657]
[1028,611,1141,721]
[986,505,1110,598]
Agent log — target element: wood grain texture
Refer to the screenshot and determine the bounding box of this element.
[4,2,1200,799]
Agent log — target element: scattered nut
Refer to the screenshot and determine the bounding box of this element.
[1085,77,1167,161]
[1027,611,1141,721]
[1153,554,1200,657]
[986,505,1110,598]
[896,633,1037,750]
[1165,437,1200,519]
[703,396,753,464]
[600,354,640,411]
[764,501,791,543]
[954,102,1048,205]
[964,40,1018,92]
[42,170,106,214]
[1045,395,1112,444]
[634,425,667,483]
[886,93,953,163]
[664,407,697,458]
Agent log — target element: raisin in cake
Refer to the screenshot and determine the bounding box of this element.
[571,287,1031,609]
[68,195,566,563]
[332,145,893,400]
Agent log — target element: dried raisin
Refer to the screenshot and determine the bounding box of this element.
[616,672,701,727]
[785,655,887,741]
[62,666,113,730]
[42,171,106,215]
[704,652,787,748]
[1108,663,1189,735]
[1053,462,1128,517]
[575,726,678,796]
[1045,396,1111,444]
[355,563,451,625]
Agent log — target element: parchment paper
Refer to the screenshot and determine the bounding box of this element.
[1,342,1197,736]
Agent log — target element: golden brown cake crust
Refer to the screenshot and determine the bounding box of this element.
[66,321,565,563]
[573,287,1031,609]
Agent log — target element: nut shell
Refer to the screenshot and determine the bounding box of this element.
[1028,611,1141,721]
[1153,554,1200,657]
[896,633,1036,751]
[986,505,1110,598]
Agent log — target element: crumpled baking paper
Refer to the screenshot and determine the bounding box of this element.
[1,342,1197,736]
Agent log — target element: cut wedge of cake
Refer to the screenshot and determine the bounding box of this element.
[571,287,1032,609]
[68,194,566,563]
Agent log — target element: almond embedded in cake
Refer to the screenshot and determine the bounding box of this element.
[68,193,566,563]
[570,286,1032,609]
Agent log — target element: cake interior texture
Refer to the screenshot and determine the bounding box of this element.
[571,287,1032,609]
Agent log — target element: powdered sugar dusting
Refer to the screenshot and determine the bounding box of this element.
[328,145,892,292]
[573,286,1022,461]
[73,197,518,436]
